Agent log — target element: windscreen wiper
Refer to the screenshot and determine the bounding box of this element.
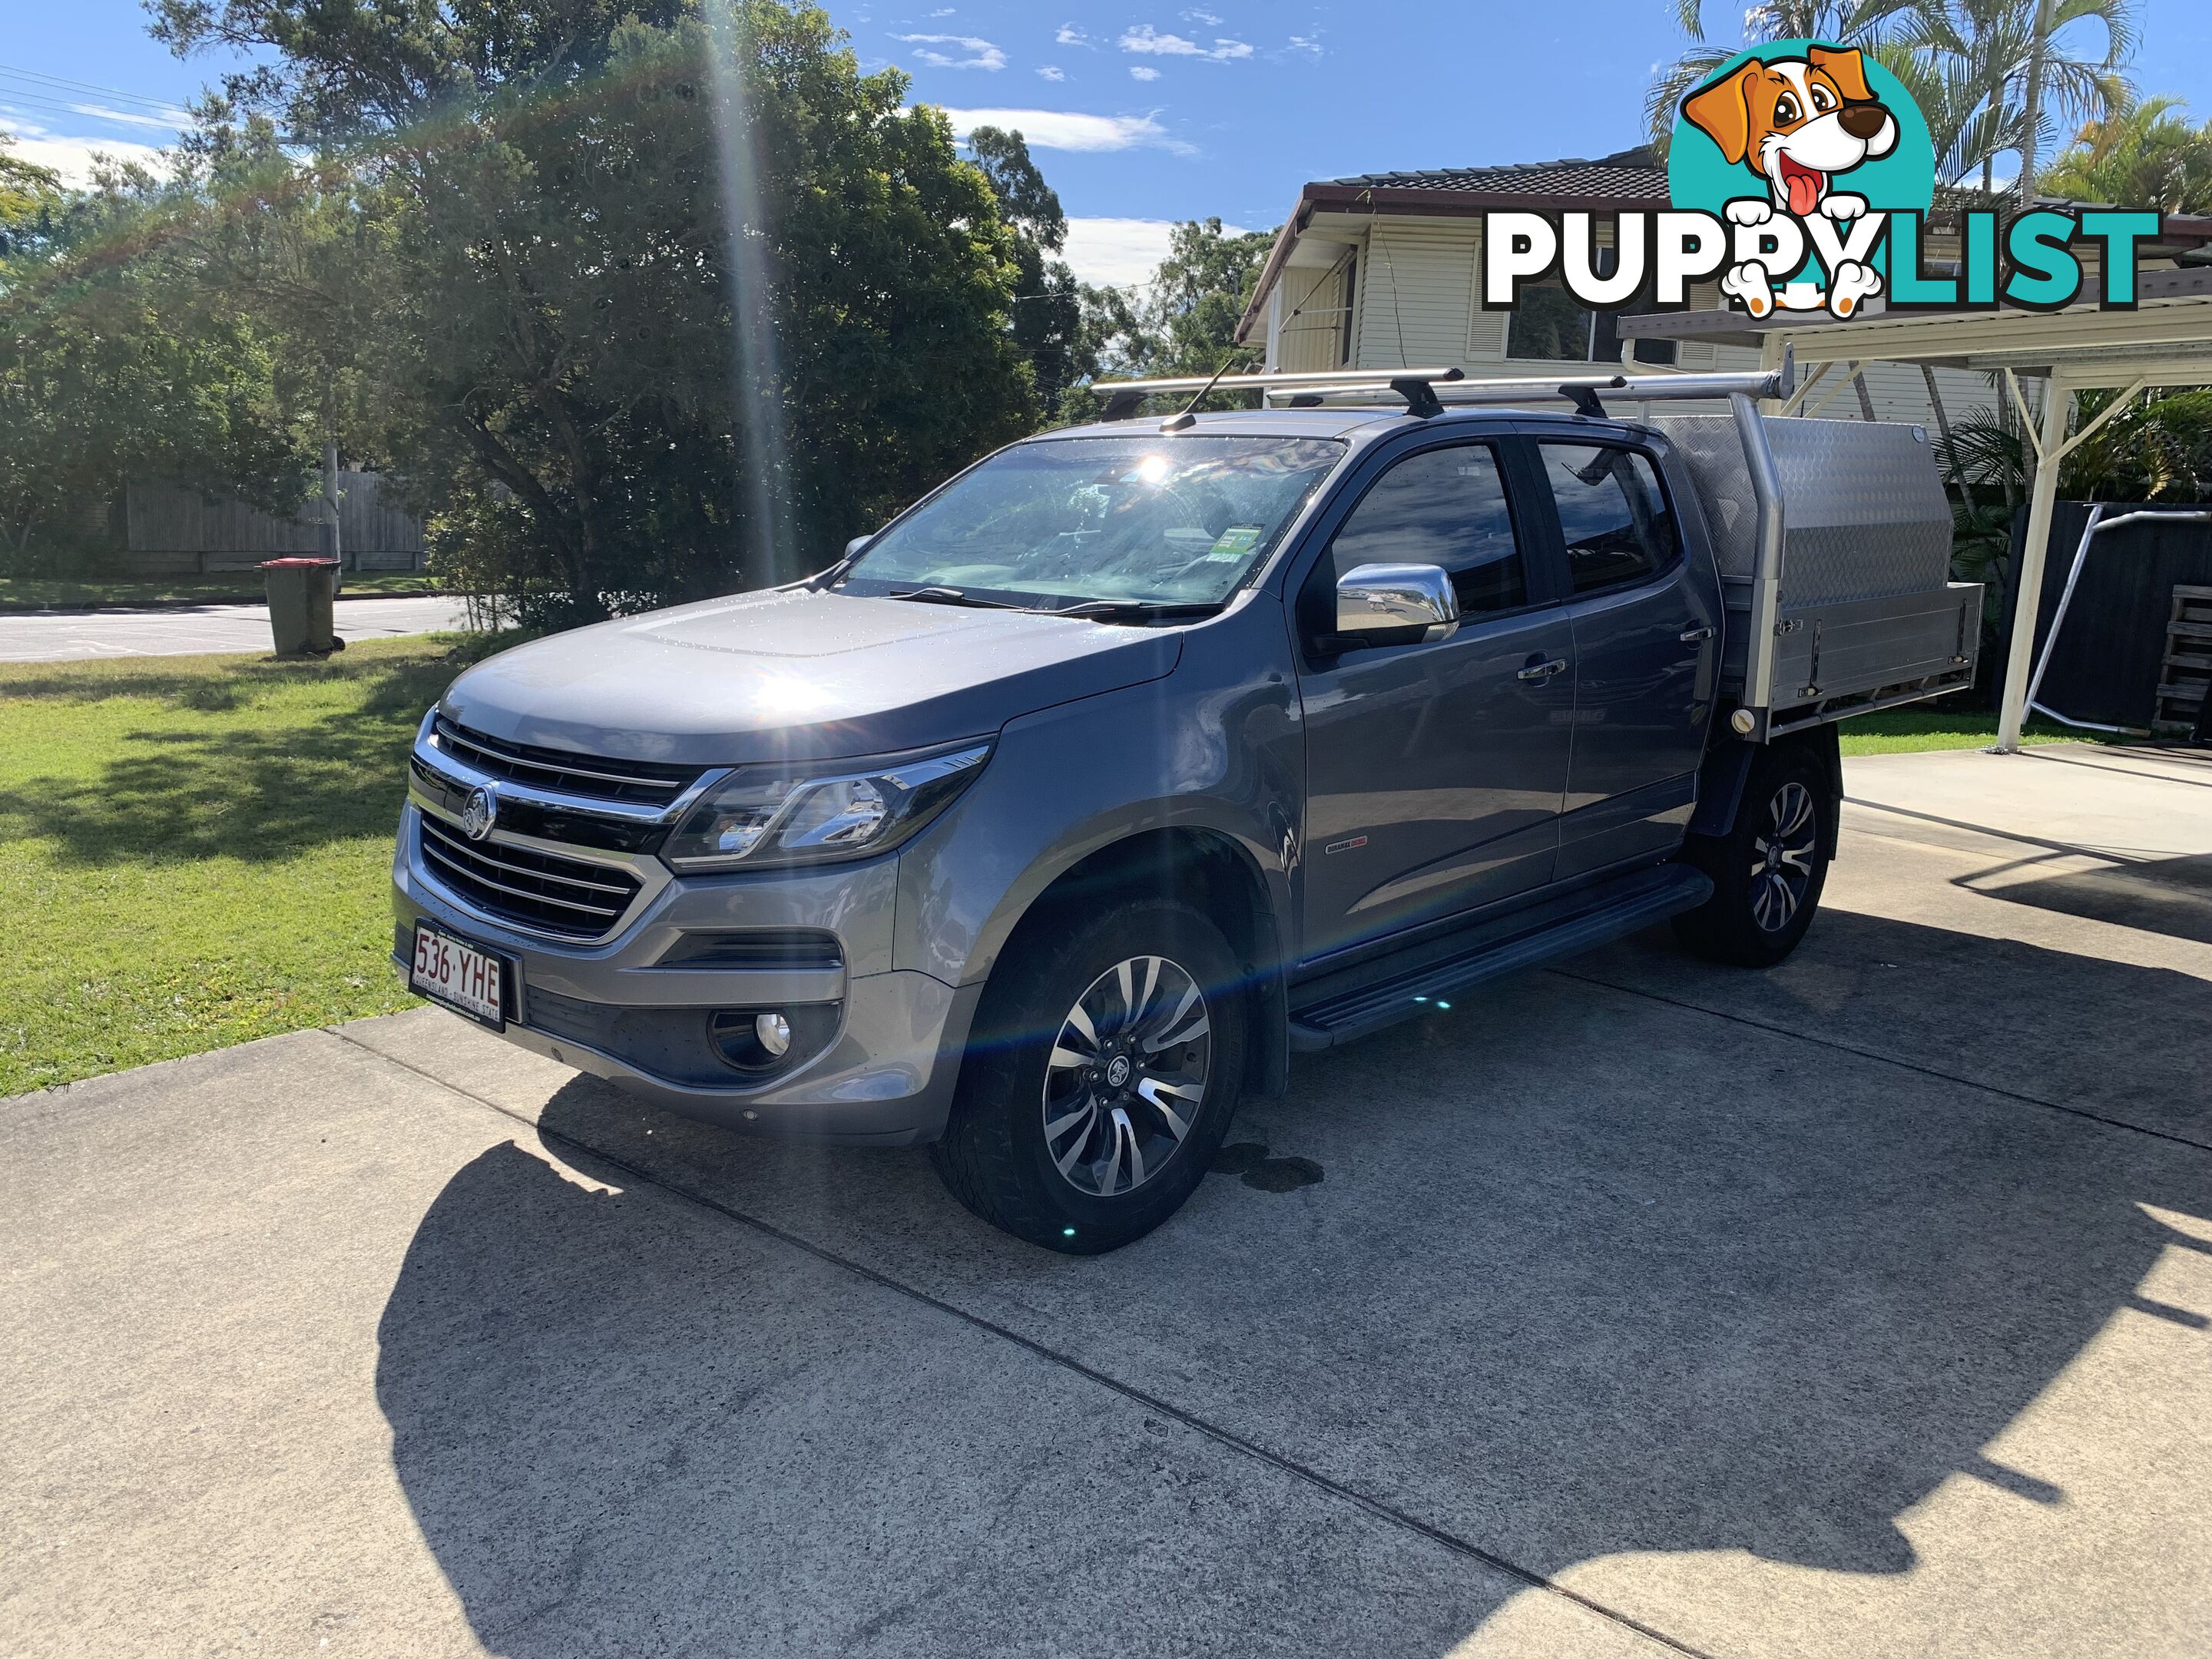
[1052,599,1225,624]
[882,585,1028,611]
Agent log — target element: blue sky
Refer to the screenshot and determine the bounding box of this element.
[8,1,2212,284]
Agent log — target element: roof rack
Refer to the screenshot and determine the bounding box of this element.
[1092,366,1465,422]
[1090,348,1796,422]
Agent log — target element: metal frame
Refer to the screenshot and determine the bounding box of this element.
[2022,504,2212,734]
[1730,390,1790,730]
[1703,297,2212,753]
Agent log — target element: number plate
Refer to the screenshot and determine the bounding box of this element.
[409,922,508,1028]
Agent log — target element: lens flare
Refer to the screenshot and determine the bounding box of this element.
[705,0,796,586]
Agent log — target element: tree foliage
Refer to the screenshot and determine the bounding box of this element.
[1939,388,2212,506]
[0,144,314,569]
[964,124,1091,413]
[104,0,1045,622]
[1646,0,2136,195]
[2041,95,2212,212]
[1044,217,1277,425]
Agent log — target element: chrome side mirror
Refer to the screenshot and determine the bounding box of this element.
[844,534,875,560]
[1331,562,1459,648]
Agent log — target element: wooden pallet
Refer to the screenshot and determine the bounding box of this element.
[2154,584,2212,739]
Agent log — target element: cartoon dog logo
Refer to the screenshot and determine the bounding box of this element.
[1681,45,1899,318]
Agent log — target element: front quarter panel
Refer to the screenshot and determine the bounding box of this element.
[893,597,1302,989]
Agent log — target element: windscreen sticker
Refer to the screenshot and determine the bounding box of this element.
[1208,525,1264,558]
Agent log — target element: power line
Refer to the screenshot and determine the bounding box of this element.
[0,61,190,115]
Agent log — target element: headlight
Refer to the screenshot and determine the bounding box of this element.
[661,742,992,872]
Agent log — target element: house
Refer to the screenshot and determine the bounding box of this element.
[1233,145,2210,432]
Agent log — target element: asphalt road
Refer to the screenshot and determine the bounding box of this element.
[0,594,474,661]
[6,744,2211,1657]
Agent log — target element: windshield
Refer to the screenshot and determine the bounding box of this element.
[837,435,1345,611]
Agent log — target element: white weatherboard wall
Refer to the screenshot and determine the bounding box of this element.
[1276,250,1356,374]
[1289,214,2000,429]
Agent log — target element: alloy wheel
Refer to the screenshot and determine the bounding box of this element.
[1041,955,1212,1197]
[1749,780,1818,933]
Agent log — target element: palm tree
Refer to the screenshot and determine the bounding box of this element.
[2015,0,2136,204]
[1650,0,2135,197]
[1645,3,1896,155]
[2041,95,2212,212]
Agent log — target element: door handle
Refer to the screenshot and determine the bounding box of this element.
[1517,657,1570,682]
[1679,626,1715,644]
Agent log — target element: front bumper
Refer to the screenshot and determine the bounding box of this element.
[391,803,978,1146]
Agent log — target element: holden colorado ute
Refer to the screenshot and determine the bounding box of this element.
[394,359,1979,1252]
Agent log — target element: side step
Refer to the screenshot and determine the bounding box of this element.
[1286,863,1713,1051]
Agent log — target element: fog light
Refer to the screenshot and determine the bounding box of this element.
[755,1011,792,1058]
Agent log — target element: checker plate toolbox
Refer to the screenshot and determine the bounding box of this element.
[1654,412,1981,737]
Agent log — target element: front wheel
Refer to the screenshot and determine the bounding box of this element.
[930,899,1246,1254]
[1672,744,1833,968]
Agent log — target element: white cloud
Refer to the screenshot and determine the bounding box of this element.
[1183,8,1224,22]
[1284,35,1323,58]
[1055,24,1094,47]
[0,119,167,187]
[1037,65,1066,81]
[892,32,1006,71]
[931,107,1192,155]
[1061,217,1249,287]
[929,6,956,15]
[1130,65,1161,81]
[1119,24,1253,61]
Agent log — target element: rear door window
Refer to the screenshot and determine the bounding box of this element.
[1327,443,1527,615]
[1538,444,1677,595]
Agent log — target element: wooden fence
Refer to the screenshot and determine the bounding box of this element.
[121,470,427,574]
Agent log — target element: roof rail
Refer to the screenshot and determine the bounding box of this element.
[1094,366,1464,421]
[1089,346,1796,422]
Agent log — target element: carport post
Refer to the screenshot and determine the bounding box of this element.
[1996,369,2151,752]
[1995,372,2070,753]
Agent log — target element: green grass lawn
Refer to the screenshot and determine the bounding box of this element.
[0,635,508,1096]
[0,572,441,611]
[1835,708,2109,755]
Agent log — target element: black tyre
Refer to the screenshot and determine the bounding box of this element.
[1672,743,1833,969]
[930,899,1247,1254]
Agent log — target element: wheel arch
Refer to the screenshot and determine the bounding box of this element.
[1689,724,1843,859]
[990,826,1291,1100]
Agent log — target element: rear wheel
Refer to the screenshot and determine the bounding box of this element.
[1673,743,1833,968]
[930,899,1245,1254]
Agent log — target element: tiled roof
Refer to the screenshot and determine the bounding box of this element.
[1323,147,1669,203]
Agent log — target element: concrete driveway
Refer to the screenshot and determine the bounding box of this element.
[0,594,473,662]
[6,744,2210,1657]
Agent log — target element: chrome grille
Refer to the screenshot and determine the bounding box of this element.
[417,813,642,939]
[432,716,699,807]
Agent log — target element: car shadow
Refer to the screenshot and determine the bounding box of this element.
[376,912,2212,1654]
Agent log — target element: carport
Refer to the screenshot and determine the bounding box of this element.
[1620,268,2212,750]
